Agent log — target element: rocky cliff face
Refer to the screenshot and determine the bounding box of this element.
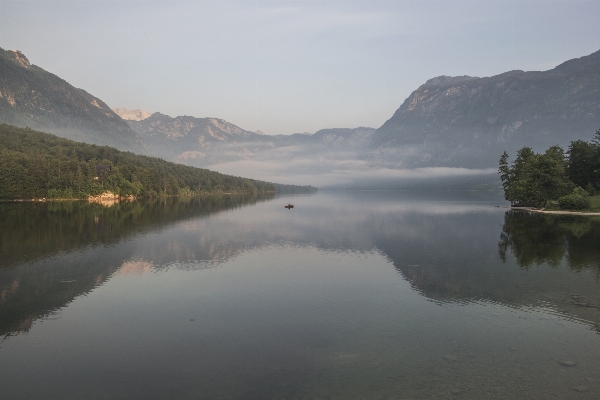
[371,49,600,168]
[0,48,144,151]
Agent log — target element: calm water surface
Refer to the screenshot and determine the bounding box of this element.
[1,191,599,399]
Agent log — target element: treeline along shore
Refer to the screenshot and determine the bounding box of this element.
[0,124,317,199]
[499,129,600,211]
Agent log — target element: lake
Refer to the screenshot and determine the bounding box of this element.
[1,191,599,399]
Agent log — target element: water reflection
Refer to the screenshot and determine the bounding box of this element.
[0,194,275,336]
[0,194,274,269]
[499,210,600,274]
[2,192,600,337]
[0,192,600,340]
[2,192,600,399]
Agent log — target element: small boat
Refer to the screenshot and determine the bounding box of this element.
[284,204,294,209]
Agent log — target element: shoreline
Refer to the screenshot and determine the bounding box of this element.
[530,209,600,216]
[0,191,279,203]
[511,207,600,216]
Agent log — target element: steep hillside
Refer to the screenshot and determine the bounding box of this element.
[371,49,600,168]
[0,124,316,199]
[0,48,143,151]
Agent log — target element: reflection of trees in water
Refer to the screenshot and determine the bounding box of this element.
[378,210,600,324]
[499,210,600,277]
[0,194,275,337]
[0,194,274,269]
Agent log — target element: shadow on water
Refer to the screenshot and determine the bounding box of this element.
[0,194,277,336]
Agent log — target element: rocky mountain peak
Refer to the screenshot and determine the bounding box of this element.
[8,50,30,68]
[113,108,152,121]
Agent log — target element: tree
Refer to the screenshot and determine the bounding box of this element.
[593,128,600,147]
[498,151,511,200]
[534,145,571,202]
[567,140,597,190]
[499,146,571,207]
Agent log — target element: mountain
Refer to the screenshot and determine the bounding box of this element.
[371,49,600,168]
[126,112,267,163]
[0,48,144,151]
[113,108,152,121]
[124,50,600,177]
[126,112,375,167]
[291,127,376,151]
[6,46,596,187]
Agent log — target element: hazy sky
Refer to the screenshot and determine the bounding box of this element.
[1,0,599,135]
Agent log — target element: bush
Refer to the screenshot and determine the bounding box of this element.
[558,187,590,210]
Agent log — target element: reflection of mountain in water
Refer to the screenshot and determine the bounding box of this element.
[2,192,600,338]
[0,194,276,336]
[380,208,600,326]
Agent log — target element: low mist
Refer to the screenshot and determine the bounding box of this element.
[207,155,500,190]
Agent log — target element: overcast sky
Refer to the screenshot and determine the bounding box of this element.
[1,0,599,135]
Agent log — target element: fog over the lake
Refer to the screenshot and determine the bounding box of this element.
[208,154,497,188]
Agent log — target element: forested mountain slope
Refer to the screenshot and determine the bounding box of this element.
[0,124,315,199]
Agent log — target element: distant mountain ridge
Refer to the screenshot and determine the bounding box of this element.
[127,112,267,163]
[0,48,144,151]
[371,49,600,168]
[127,112,376,167]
